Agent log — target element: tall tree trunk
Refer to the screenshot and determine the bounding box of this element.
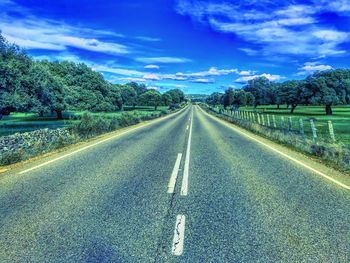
[290,104,297,113]
[155,105,158,110]
[325,104,333,115]
[56,110,63,120]
[286,104,290,109]
[277,104,280,109]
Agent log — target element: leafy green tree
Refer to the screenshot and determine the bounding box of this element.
[162,93,172,106]
[164,89,185,104]
[0,33,32,117]
[277,80,304,113]
[244,76,272,108]
[223,88,235,108]
[120,85,137,108]
[139,90,162,110]
[206,92,223,105]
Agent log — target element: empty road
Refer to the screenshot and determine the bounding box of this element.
[0,105,349,262]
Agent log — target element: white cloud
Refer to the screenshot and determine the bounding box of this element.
[0,16,130,55]
[143,73,161,81]
[235,73,282,83]
[190,78,215,83]
[135,56,192,64]
[296,62,332,75]
[144,64,160,69]
[176,0,350,57]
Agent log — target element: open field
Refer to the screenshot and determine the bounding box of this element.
[239,105,350,145]
[0,106,168,137]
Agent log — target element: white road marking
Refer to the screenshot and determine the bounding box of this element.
[18,108,187,175]
[181,110,194,196]
[200,107,350,191]
[171,214,186,256]
[167,153,183,193]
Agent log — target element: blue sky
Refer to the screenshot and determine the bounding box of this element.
[1,0,350,94]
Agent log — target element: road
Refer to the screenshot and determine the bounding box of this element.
[0,105,349,262]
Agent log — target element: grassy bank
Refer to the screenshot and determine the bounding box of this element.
[223,105,350,145]
[0,105,182,167]
[0,106,169,137]
[202,104,350,173]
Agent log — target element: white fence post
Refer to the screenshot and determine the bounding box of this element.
[299,118,304,136]
[267,114,271,127]
[310,119,317,140]
[272,115,277,128]
[288,117,292,132]
[328,120,336,142]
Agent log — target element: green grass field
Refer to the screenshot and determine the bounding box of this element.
[239,105,350,145]
[0,106,168,137]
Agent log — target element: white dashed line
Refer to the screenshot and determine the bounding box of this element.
[171,214,186,256]
[167,153,183,194]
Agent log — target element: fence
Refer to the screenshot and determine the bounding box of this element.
[211,107,337,143]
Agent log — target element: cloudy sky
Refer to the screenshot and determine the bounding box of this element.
[1,0,350,94]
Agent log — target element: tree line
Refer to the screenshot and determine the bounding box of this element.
[0,33,185,119]
[206,70,350,115]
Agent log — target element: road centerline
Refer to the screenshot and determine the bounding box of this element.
[167,153,183,194]
[171,214,186,256]
[181,109,194,196]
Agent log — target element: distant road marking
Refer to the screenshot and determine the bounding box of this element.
[200,107,350,191]
[167,153,183,193]
[171,215,186,256]
[181,110,193,196]
[18,108,188,175]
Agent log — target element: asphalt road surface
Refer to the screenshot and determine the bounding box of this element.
[0,105,349,262]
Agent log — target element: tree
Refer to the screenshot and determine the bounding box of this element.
[139,90,162,110]
[0,32,32,117]
[162,93,172,106]
[164,89,185,104]
[206,92,223,105]
[300,70,350,115]
[244,76,272,108]
[223,88,235,108]
[120,85,137,107]
[277,80,304,113]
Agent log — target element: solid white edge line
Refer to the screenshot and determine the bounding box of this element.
[18,108,187,175]
[181,109,194,196]
[167,153,183,193]
[172,214,186,256]
[200,107,350,191]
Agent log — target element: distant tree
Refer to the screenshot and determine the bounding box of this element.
[277,80,305,113]
[244,76,272,108]
[162,93,172,106]
[127,82,147,96]
[206,92,223,105]
[139,90,162,110]
[223,88,235,108]
[120,85,137,107]
[164,89,185,104]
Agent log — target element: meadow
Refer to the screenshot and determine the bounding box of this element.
[240,105,350,145]
[0,106,169,137]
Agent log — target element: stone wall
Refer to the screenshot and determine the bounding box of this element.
[0,128,78,165]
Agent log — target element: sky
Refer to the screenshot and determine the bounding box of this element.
[1,0,350,94]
